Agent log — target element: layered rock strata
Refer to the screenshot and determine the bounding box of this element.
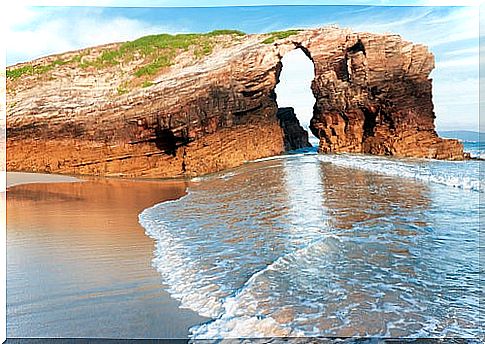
[6,27,463,178]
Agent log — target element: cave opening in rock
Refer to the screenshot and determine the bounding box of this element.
[275,47,318,149]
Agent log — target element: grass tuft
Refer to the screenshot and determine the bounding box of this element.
[134,53,175,77]
[205,29,246,37]
[262,30,302,44]
[7,54,88,80]
[7,65,35,80]
[117,83,129,95]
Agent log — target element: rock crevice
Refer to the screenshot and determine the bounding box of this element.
[277,107,311,151]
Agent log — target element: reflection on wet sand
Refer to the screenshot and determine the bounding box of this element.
[306,163,479,337]
[7,177,208,338]
[7,155,481,339]
[320,163,431,232]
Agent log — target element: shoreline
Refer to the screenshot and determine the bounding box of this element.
[6,172,209,338]
[7,171,82,188]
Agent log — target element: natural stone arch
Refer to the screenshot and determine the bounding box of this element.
[6,28,464,178]
[271,32,462,159]
[272,45,316,151]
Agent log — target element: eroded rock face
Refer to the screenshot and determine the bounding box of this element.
[277,107,311,151]
[306,33,463,159]
[6,27,463,178]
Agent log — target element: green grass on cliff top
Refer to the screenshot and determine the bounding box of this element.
[6,29,301,81]
[7,30,246,80]
[89,29,247,77]
[6,30,246,80]
[262,30,302,44]
[6,59,71,80]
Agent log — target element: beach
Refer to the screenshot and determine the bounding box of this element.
[6,147,483,339]
[140,152,482,338]
[6,172,208,338]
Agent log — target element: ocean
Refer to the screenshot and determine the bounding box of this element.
[139,140,483,339]
[464,141,485,160]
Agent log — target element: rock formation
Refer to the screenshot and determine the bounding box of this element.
[277,107,311,151]
[6,27,464,178]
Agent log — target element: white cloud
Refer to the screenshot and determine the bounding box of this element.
[436,56,479,69]
[6,6,185,65]
[348,6,478,48]
[445,47,478,56]
[5,3,41,29]
[433,77,478,105]
[433,75,479,131]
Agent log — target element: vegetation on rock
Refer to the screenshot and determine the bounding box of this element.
[262,30,302,44]
[7,30,247,80]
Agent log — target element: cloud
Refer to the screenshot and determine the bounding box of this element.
[347,6,479,48]
[6,7,185,65]
[432,75,479,131]
[433,77,478,105]
[445,47,478,56]
[436,56,478,69]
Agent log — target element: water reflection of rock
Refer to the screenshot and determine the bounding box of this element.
[319,163,431,234]
[189,160,290,252]
[297,162,478,337]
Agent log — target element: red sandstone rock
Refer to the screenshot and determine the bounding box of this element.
[6,27,464,178]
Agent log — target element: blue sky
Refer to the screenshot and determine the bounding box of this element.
[5,1,480,131]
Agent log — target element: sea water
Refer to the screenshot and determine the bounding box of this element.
[139,144,483,339]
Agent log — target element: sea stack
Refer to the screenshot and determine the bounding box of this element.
[6,27,464,178]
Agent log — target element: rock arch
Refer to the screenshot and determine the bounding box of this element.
[273,32,463,160]
[6,27,464,178]
[273,46,316,151]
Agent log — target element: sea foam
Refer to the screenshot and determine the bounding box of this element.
[316,153,483,192]
[139,153,482,339]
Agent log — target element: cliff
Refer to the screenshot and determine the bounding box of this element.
[277,107,311,151]
[6,27,464,178]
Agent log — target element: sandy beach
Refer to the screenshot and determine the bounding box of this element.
[7,172,81,188]
[6,172,208,338]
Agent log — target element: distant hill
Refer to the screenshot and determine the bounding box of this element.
[439,130,485,142]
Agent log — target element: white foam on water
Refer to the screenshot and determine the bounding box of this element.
[139,211,226,318]
[190,236,340,339]
[138,151,482,340]
[316,153,483,192]
[139,156,332,337]
[139,207,318,338]
[466,150,485,160]
[463,141,485,160]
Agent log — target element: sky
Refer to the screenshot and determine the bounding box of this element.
[4,1,482,131]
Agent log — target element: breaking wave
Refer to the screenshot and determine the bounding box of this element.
[139,153,482,339]
[317,153,483,192]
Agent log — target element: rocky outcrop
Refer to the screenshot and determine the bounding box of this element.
[306,34,463,159]
[6,27,463,178]
[277,107,311,151]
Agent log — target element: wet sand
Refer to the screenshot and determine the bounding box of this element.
[6,173,208,338]
[7,172,81,188]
